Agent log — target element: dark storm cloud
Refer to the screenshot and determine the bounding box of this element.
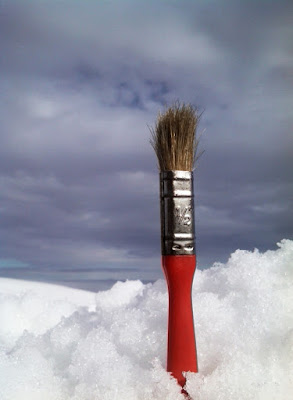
[0,0,292,287]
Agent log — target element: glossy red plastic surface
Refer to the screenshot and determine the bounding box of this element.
[162,255,198,387]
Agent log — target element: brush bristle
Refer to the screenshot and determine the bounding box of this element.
[150,101,201,171]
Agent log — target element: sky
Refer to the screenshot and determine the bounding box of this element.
[0,0,292,290]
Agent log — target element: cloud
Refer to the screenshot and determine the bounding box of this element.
[0,0,292,287]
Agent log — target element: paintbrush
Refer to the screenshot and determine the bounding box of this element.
[150,101,201,388]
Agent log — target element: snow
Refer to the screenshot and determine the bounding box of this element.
[0,239,292,399]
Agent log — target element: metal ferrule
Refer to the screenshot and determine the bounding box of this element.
[160,171,195,255]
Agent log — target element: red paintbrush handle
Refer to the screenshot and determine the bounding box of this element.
[162,255,198,387]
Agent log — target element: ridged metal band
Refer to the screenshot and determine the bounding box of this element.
[160,171,195,255]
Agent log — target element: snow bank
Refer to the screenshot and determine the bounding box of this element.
[0,239,292,399]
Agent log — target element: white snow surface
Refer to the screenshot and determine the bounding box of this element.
[0,239,292,400]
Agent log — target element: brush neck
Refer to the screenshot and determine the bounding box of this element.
[160,170,195,256]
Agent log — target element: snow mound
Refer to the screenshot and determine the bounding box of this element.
[0,239,292,399]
